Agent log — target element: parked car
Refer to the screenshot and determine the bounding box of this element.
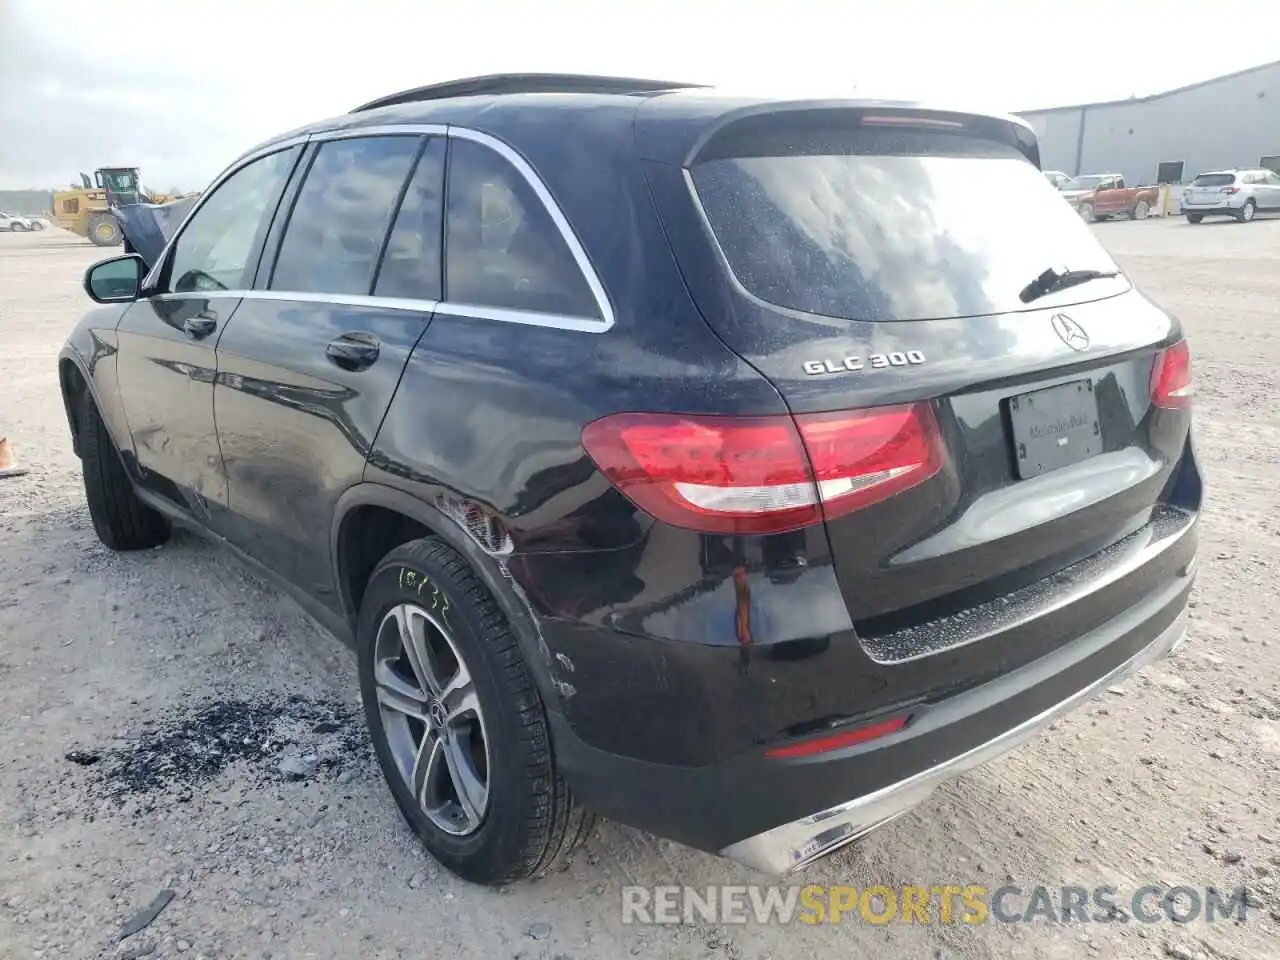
[60,74,1199,885]
[1043,169,1073,190]
[0,211,41,231]
[1062,174,1159,222]
[1181,168,1280,223]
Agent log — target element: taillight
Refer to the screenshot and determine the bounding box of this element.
[1221,186,1240,194]
[1150,339,1192,409]
[580,403,944,535]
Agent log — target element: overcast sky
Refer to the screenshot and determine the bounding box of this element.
[1,0,1275,190]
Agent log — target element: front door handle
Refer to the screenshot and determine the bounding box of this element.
[325,332,380,370]
[183,315,217,339]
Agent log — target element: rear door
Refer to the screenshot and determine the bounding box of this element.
[212,133,446,608]
[1093,176,1124,215]
[649,108,1188,671]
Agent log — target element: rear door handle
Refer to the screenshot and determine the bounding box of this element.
[183,315,217,339]
[325,331,380,370]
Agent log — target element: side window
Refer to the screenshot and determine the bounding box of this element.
[165,147,298,294]
[444,138,600,319]
[373,138,446,300]
[1267,172,1280,186]
[271,136,421,296]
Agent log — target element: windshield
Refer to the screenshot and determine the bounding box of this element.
[1190,173,1235,187]
[689,132,1122,323]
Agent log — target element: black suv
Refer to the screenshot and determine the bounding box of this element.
[61,75,1199,885]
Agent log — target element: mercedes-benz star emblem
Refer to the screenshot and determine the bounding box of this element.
[1051,313,1090,352]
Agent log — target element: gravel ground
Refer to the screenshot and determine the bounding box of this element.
[0,220,1277,960]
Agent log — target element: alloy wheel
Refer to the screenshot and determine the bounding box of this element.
[373,602,490,836]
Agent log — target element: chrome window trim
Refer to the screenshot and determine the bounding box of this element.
[311,123,448,141]
[151,289,438,314]
[148,290,607,331]
[143,123,615,334]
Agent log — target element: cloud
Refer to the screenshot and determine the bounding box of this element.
[2,0,1277,191]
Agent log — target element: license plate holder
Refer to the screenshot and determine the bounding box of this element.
[1007,379,1101,480]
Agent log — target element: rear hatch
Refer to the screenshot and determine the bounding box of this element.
[1184,172,1237,206]
[644,104,1191,665]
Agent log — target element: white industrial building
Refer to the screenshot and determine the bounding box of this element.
[1018,60,1280,186]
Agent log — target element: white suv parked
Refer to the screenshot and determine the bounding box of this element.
[1182,169,1280,223]
[0,212,39,232]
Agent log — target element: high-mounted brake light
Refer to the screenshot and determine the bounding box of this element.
[861,114,965,129]
[1150,339,1192,409]
[580,403,944,535]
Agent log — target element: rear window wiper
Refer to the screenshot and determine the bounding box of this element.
[1019,266,1121,304]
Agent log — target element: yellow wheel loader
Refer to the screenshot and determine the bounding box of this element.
[50,168,181,247]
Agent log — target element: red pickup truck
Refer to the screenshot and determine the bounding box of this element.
[1059,174,1160,222]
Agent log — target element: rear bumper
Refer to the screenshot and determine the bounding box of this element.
[1182,204,1244,216]
[549,529,1195,869]
[723,606,1188,874]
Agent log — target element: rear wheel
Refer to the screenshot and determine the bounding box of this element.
[78,391,170,550]
[1186,214,1203,224]
[357,537,594,885]
[1237,200,1256,223]
[87,213,122,247]
[1132,199,1149,220]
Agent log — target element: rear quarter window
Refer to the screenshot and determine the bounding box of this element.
[689,128,1121,323]
[444,138,600,319]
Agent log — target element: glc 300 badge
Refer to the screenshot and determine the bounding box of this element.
[803,351,926,376]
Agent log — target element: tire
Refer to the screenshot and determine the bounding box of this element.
[1132,199,1149,220]
[87,212,123,247]
[78,390,170,550]
[357,537,594,886]
[1078,203,1095,224]
[1237,200,1256,223]
[1186,214,1203,224]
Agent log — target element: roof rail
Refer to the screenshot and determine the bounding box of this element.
[350,73,705,113]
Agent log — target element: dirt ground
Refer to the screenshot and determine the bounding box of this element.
[0,219,1276,960]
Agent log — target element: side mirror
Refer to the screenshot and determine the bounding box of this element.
[84,254,145,304]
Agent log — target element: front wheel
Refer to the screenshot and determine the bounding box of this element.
[357,537,594,886]
[1078,203,1095,224]
[1237,200,1256,223]
[86,212,122,247]
[1186,214,1204,224]
[78,391,170,550]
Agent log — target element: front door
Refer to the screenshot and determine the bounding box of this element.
[213,134,446,608]
[114,146,301,518]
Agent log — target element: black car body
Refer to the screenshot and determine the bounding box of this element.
[60,75,1199,882]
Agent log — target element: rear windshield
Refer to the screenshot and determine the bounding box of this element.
[689,129,1122,322]
[1191,173,1236,187]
